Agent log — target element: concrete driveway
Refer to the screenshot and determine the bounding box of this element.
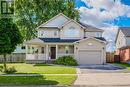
[78,64,130,73]
[74,64,130,87]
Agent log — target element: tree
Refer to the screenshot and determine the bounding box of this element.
[0,18,23,71]
[15,0,79,40]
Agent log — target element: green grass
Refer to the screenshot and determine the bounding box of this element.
[0,63,76,74]
[114,62,130,70]
[0,75,77,86]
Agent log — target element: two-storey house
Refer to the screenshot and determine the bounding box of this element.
[26,13,107,65]
[116,27,130,62]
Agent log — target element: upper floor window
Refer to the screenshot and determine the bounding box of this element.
[54,31,57,36]
[96,32,101,37]
[41,31,44,36]
[21,46,25,49]
[64,27,79,37]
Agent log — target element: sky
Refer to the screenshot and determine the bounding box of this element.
[75,0,130,52]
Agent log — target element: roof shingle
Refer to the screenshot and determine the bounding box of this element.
[120,27,130,37]
[39,37,106,43]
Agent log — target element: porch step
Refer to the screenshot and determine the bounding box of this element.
[46,60,55,64]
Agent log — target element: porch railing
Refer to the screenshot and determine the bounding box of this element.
[26,54,46,60]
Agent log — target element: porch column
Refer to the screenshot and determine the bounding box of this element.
[46,44,48,60]
[26,45,28,60]
[56,44,58,59]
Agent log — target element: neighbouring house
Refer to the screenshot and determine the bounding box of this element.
[115,27,130,62]
[0,44,26,63]
[25,13,107,65]
[13,45,26,54]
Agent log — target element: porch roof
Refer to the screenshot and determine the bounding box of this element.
[94,37,106,41]
[39,38,79,43]
[25,37,106,44]
[39,37,106,43]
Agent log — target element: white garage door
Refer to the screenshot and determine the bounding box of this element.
[79,50,102,64]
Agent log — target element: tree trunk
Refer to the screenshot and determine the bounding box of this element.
[3,54,7,71]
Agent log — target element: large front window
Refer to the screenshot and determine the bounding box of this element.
[64,27,79,38]
[58,45,74,54]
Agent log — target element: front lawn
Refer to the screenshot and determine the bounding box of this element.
[0,63,76,74]
[0,75,76,86]
[114,63,130,70]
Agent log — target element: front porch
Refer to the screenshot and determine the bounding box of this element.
[26,44,74,62]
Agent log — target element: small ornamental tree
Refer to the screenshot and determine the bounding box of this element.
[0,18,23,71]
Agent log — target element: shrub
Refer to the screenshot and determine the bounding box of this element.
[0,66,17,74]
[0,65,4,72]
[54,56,78,66]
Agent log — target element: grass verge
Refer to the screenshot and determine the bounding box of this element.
[114,62,130,70]
[0,63,76,74]
[0,75,77,86]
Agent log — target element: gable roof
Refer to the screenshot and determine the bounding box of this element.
[37,13,103,32]
[59,19,85,29]
[37,13,70,29]
[115,27,130,43]
[75,37,107,44]
[78,22,103,32]
[25,38,43,44]
[120,27,130,37]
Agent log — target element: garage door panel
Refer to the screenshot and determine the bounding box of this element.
[79,50,101,64]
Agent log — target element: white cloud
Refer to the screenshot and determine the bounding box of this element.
[101,25,118,52]
[78,0,130,52]
[79,0,130,25]
[82,0,115,10]
[127,13,130,18]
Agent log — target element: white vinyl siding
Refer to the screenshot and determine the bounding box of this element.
[64,27,79,38]
[85,32,102,37]
[116,30,126,49]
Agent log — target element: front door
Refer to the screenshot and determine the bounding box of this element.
[50,47,56,59]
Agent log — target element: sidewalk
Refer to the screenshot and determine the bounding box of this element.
[74,73,130,86]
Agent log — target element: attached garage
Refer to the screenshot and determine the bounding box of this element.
[78,50,101,64]
[74,37,106,65]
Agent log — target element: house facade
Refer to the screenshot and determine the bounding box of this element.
[115,27,130,62]
[26,13,107,65]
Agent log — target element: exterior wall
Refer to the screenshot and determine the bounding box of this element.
[116,30,126,49]
[119,48,130,62]
[38,23,103,39]
[38,29,59,38]
[74,39,106,64]
[126,37,130,46]
[85,32,102,37]
[60,21,84,39]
